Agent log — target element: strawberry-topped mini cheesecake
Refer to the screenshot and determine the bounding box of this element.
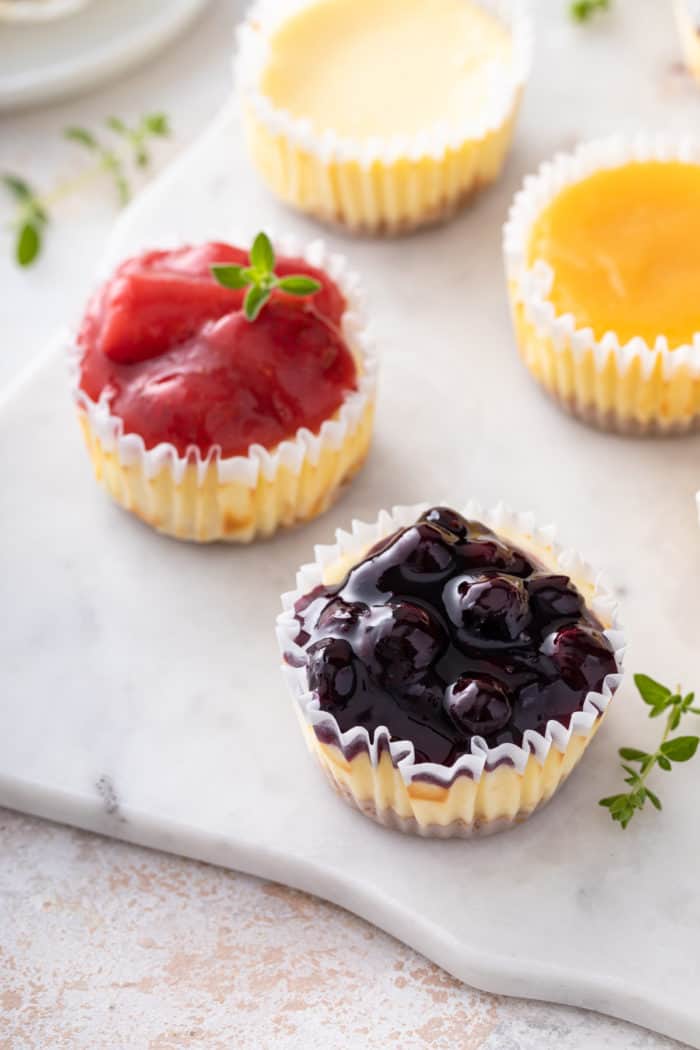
[72,233,376,542]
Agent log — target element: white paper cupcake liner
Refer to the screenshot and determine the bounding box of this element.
[503,134,700,432]
[276,501,625,793]
[69,234,377,490]
[674,0,700,80]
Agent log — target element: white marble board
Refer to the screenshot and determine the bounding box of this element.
[3,2,700,1045]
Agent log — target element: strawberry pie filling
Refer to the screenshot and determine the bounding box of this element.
[77,242,357,457]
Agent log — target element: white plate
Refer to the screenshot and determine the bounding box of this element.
[0,0,211,111]
[2,4,700,1047]
[0,0,91,24]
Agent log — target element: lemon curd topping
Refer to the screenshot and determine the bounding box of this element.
[259,0,513,141]
[527,161,700,350]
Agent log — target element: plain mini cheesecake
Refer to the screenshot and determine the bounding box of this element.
[504,137,700,434]
[237,0,531,234]
[72,237,376,542]
[277,503,624,837]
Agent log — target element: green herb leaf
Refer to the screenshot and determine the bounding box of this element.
[114,171,130,206]
[618,747,648,762]
[570,0,610,21]
[250,231,275,275]
[211,264,252,290]
[31,202,49,225]
[634,674,672,708]
[277,275,322,296]
[660,736,699,763]
[106,116,127,135]
[7,110,170,269]
[669,708,682,732]
[64,126,98,149]
[143,112,170,137]
[16,222,40,266]
[209,232,324,322]
[600,674,700,829]
[599,794,627,811]
[2,174,32,201]
[244,283,272,322]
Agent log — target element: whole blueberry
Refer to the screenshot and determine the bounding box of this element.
[443,677,512,736]
[418,506,470,542]
[400,524,455,581]
[373,601,447,685]
[543,624,616,691]
[370,526,456,594]
[456,535,534,578]
[527,574,584,624]
[444,573,531,640]
[306,637,356,707]
[316,597,369,633]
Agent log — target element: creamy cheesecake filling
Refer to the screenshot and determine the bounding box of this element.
[259,0,513,140]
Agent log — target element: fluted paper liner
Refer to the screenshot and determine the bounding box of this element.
[235,0,532,234]
[504,135,700,434]
[69,235,377,542]
[276,501,625,837]
[674,1,700,81]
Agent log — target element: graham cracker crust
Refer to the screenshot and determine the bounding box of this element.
[328,778,552,840]
[550,391,700,437]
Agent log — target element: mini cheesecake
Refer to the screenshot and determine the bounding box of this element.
[237,0,531,234]
[504,137,700,434]
[71,237,376,542]
[277,503,624,837]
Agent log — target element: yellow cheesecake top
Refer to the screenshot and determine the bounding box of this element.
[527,160,700,349]
[259,0,513,141]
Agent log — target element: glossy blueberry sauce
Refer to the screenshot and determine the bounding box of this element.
[290,507,617,765]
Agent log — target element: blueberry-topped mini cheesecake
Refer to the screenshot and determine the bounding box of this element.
[277,503,624,837]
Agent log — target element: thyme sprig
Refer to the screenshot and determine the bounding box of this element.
[2,112,170,266]
[600,674,700,829]
[570,0,610,21]
[211,232,321,322]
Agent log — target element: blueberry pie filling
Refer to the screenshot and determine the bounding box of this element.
[289,507,617,766]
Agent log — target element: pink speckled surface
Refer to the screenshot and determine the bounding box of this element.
[0,809,685,1049]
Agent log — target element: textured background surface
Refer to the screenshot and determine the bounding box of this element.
[0,808,685,1049]
[0,1,695,1046]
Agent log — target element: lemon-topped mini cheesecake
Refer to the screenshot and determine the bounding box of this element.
[504,138,700,434]
[237,0,531,234]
